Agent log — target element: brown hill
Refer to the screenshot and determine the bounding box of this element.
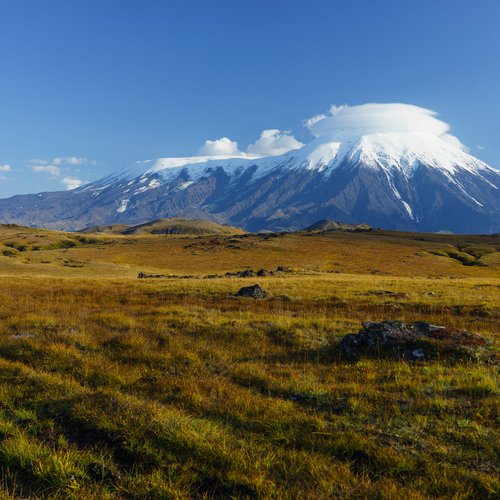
[304,219,372,232]
[80,224,130,234]
[80,218,246,236]
[121,218,246,235]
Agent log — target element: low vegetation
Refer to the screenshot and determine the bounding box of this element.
[0,224,498,498]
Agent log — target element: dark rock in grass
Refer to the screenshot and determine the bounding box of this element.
[238,269,256,278]
[138,272,194,279]
[223,268,277,278]
[138,272,166,279]
[276,265,291,273]
[236,284,268,299]
[341,321,489,362]
[225,269,257,278]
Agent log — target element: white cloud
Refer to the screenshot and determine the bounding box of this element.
[198,137,241,156]
[304,103,464,148]
[60,177,85,190]
[29,156,95,189]
[304,105,347,129]
[197,130,304,159]
[29,156,96,168]
[32,165,61,177]
[304,113,327,128]
[53,156,88,166]
[0,164,12,172]
[329,104,347,116]
[246,129,304,157]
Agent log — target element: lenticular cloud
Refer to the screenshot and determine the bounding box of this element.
[306,103,455,142]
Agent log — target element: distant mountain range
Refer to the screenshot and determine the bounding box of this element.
[1,129,498,233]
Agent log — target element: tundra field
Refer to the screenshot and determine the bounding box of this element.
[0,224,498,499]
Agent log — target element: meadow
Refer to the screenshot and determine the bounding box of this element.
[0,225,498,498]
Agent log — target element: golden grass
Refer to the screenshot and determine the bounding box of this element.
[0,225,498,498]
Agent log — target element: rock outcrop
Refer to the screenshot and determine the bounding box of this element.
[341,321,489,361]
[235,284,268,299]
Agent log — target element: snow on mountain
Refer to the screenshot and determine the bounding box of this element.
[0,103,498,233]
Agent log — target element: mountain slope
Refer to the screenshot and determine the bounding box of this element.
[0,131,498,233]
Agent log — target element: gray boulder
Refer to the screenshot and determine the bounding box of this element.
[341,321,489,361]
[236,284,268,299]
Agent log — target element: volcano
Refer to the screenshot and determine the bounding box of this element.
[1,104,498,233]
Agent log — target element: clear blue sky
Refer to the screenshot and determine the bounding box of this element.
[0,0,499,196]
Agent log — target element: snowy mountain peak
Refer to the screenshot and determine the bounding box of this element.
[0,103,498,233]
[270,130,492,178]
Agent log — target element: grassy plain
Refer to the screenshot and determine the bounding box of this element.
[0,224,498,498]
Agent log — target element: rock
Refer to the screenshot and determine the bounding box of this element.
[225,269,256,278]
[340,321,489,361]
[238,269,256,278]
[276,266,290,272]
[223,268,277,278]
[138,272,195,279]
[137,272,166,279]
[236,284,268,299]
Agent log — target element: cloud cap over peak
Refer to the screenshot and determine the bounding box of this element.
[306,103,456,143]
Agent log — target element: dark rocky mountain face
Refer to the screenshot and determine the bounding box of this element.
[0,134,498,233]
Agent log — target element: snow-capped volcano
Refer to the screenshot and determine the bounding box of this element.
[0,103,498,233]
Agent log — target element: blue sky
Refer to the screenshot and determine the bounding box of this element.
[0,0,499,197]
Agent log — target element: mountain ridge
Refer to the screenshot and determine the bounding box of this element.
[0,130,498,233]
